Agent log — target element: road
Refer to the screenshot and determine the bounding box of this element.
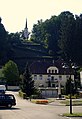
[0,91,81,119]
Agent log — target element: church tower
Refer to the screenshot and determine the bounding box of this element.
[23,18,29,39]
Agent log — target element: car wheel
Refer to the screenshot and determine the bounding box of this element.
[7,104,12,108]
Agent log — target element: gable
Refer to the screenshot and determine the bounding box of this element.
[47,66,59,73]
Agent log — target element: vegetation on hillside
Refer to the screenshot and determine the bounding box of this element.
[31,11,82,65]
[2,60,20,86]
[0,11,82,66]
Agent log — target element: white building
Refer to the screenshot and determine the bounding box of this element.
[29,60,74,97]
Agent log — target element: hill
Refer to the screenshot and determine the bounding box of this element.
[11,41,53,73]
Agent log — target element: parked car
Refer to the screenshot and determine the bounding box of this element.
[0,94,16,108]
[0,85,6,94]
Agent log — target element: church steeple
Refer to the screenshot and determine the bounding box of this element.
[23,18,29,39]
[25,18,27,29]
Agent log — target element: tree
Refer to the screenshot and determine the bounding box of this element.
[31,19,45,45]
[72,14,82,65]
[58,11,75,61]
[30,17,60,57]
[20,63,35,97]
[66,78,75,95]
[8,32,21,44]
[0,17,12,64]
[44,16,60,57]
[2,60,20,86]
[0,17,8,61]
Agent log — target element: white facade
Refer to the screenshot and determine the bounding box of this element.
[30,63,74,97]
[32,66,74,88]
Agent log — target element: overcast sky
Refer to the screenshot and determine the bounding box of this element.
[0,0,82,33]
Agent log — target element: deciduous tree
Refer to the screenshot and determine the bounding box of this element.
[2,60,20,86]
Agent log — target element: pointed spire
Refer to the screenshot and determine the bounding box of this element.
[25,18,27,29]
[23,18,30,40]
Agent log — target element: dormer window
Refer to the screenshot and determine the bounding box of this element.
[52,70,54,73]
[47,66,59,74]
[48,69,51,73]
[55,70,57,73]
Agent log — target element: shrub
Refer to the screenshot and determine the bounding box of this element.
[65,94,79,99]
[30,95,39,99]
[19,90,27,99]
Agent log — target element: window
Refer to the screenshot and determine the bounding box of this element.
[54,78,58,82]
[39,75,43,80]
[52,84,55,87]
[59,75,62,78]
[52,70,54,73]
[34,75,37,80]
[55,78,58,80]
[66,75,69,79]
[55,70,57,73]
[59,75,62,80]
[51,76,54,80]
[6,96,14,99]
[48,69,51,73]
[48,75,51,80]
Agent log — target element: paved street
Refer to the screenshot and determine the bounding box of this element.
[0,91,82,119]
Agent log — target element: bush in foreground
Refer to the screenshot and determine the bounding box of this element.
[19,90,27,99]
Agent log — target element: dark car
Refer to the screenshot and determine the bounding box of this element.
[0,94,16,108]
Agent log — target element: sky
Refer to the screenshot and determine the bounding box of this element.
[0,0,82,33]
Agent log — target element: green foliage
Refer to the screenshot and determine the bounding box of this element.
[2,60,20,85]
[0,18,10,62]
[8,32,21,44]
[58,11,75,61]
[31,20,46,45]
[20,63,35,97]
[18,90,27,99]
[61,99,82,106]
[1,11,82,67]
[66,78,76,95]
[30,11,82,65]
[72,14,82,65]
[31,17,60,57]
[63,113,82,117]
[0,69,4,78]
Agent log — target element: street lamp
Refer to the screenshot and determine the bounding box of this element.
[69,76,73,114]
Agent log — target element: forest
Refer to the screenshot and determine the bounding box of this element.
[0,11,82,66]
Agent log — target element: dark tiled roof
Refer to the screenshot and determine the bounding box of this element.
[29,60,73,75]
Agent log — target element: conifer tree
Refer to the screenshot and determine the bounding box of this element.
[21,63,35,97]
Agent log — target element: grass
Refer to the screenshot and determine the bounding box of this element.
[63,113,82,117]
[60,99,82,106]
